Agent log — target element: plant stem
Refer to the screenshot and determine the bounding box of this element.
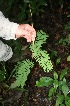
[7,68,15,81]
[29,3,34,58]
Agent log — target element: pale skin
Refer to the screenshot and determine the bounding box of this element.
[15,24,36,42]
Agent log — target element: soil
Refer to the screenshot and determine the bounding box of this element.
[0,1,70,106]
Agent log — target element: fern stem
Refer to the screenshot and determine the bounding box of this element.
[8,68,15,81]
[29,3,34,58]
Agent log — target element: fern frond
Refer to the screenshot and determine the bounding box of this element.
[36,30,49,44]
[10,59,34,88]
[33,49,53,72]
[30,30,49,52]
[30,30,53,72]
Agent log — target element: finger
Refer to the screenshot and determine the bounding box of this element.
[32,30,36,41]
[24,24,36,33]
[27,39,31,42]
[27,36,32,42]
[32,35,35,41]
[21,30,31,37]
[22,32,32,42]
[24,24,33,30]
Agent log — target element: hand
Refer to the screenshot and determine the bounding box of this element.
[15,24,36,42]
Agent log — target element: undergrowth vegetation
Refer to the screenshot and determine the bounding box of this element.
[36,68,70,106]
[7,30,53,89]
[0,0,70,106]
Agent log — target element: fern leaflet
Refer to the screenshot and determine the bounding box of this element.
[10,59,34,88]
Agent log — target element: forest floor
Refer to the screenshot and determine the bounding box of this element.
[0,1,70,106]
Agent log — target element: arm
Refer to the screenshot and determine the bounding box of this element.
[0,11,36,61]
[0,11,19,40]
[0,40,13,61]
[0,11,36,42]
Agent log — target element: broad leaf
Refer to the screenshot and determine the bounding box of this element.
[49,87,56,97]
[61,80,69,97]
[36,77,53,87]
[60,68,68,80]
[66,100,70,106]
[65,96,70,106]
[60,104,65,106]
[56,94,64,106]
[67,56,70,61]
[54,71,58,80]
[56,58,61,65]
[53,80,58,89]
[62,85,69,97]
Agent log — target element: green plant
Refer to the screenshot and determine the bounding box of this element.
[50,50,57,59]
[36,67,70,106]
[24,0,46,13]
[10,0,46,22]
[59,35,70,45]
[0,30,53,90]
[10,59,34,88]
[56,57,61,65]
[0,0,14,15]
[10,30,53,88]
[67,55,70,62]
[0,70,6,82]
[30,30,53,72]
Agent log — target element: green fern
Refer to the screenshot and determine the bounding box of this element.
[10,59,34,88]
[30,30,53,72]
[10,30,53,89]
[30,30,48,52]
[33,49,53,72]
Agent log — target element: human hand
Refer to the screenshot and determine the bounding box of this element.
[15,24,36,42]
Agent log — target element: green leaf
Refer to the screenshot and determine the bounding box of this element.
[56,94,64,106]
[36,77,53,87]
[66,100,70,106]
[62,85,69,97]
[53,80,58,89]
[67,56,70,61]
[50,50,57,58]
[60,104,65,106]
[61,80,69,97]
[65,96,70,106]
[10,59,34,88]
[54,71,58,80]
[63,77,66,82]
[59,81,63,90]
[56,58,61,65]
[0,70,6,82]
[60,68,68,80]
[49,87,56,97]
